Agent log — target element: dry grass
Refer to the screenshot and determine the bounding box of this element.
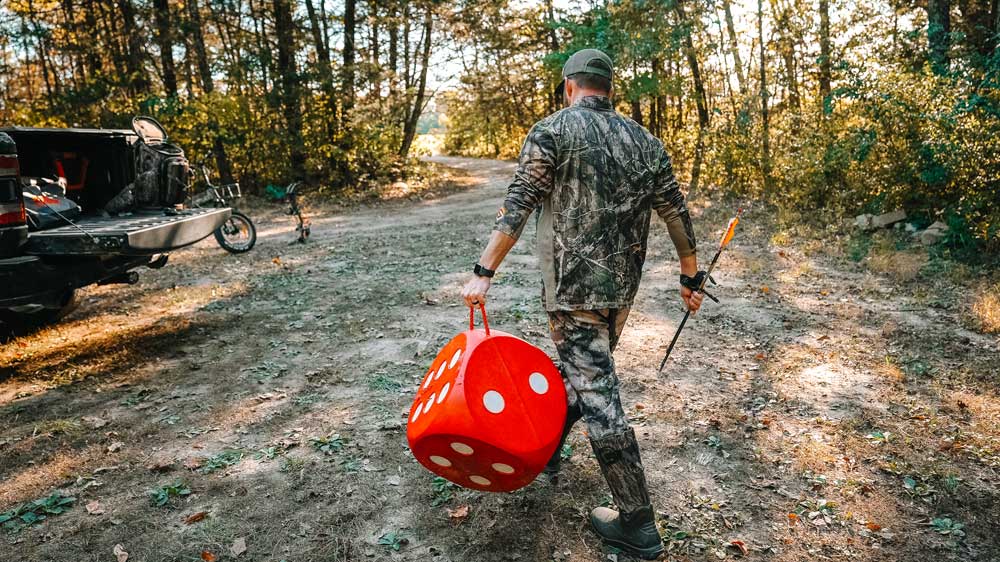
[968,283,1000,334]
[867,248,928,282]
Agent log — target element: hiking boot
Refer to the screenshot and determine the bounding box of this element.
[590,504,663,560]
[589,427,662,559]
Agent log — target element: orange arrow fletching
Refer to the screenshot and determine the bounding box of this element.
[720,217,739,248]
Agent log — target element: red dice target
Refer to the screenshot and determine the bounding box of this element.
[407,306,566,492]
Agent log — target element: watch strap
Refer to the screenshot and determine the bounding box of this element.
[474,263,495,278]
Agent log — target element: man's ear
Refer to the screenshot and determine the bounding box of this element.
[564,79,574,105]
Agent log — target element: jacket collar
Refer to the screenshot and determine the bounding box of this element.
[574,95,614,111]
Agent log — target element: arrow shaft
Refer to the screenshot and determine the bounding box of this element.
[658,309,691,372]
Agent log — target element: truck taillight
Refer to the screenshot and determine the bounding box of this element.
[0,155,26,227]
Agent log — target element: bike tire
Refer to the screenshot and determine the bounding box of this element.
[214,211,257,254]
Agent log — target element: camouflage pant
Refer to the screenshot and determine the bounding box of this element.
[547,307,632,441]
[547,307,652,513]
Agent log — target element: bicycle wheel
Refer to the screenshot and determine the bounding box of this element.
[214,211,257,254]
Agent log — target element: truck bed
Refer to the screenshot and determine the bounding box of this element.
[24,208,231,256]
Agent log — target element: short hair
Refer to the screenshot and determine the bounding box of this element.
[568,72,612,94]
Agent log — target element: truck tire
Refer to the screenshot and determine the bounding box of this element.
[0,289,79,335]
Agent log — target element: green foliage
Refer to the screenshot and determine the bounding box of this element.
[443,0,999,257]
[0,493,75,533]
[430,476,456,506]
[310,434,346,455]
[149,482,192,507]
[200,450,244,473]
[378,531,409,551]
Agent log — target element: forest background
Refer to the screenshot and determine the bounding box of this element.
[0,0,997,257]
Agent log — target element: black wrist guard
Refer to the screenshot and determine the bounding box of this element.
[680,271,708,291]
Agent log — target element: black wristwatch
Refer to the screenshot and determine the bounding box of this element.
[474,263,495,278]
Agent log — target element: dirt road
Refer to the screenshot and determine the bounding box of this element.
[1,157,998,562]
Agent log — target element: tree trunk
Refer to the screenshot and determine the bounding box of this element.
[819,0,831,106]
[187,0,214,94]
[630,99,644,126]
[927,0,951,74]
[389,1,398,98]
[676,1,709,193]
[273,0,307,180]
[759,0,772,190]
[722,0,746,94]
[118,0,148,94]
[369,0,382,94]
[186,0,234,183]
[153,0,178,97]
[399,5,432,159]
[993,0,1000,53]
[546,0,561,112]
[343,0,357,124]
[95,1,126,80]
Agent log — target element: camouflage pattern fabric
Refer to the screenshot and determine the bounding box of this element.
[494,95,696,312]
[547,307,631,440]
[591,427,651,514]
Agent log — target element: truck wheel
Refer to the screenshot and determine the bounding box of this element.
[0,290,79,335]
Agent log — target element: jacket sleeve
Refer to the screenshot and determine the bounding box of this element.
[651,147,697,257]
[493,122,557,240]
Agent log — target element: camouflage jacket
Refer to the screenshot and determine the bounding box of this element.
[494,96,696,311]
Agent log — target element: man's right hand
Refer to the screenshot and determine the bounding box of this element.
[681,286,704,314]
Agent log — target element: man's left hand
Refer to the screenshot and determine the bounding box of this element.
[462,275,492,308]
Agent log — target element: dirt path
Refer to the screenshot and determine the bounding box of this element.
[1,157,998,562]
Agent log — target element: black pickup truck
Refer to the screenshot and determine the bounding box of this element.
[0,118,230,330]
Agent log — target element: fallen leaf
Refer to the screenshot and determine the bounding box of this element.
[634,403,645,411]
[866,522,882,532]
[761,286,770,294]
[113,544,129,562]
[201,551,216,562]
[230,537,247,556]
[82,416,108,429]
[447,504,470,522]
[107,442,123,453]
[183,458,204,470]
[147,460,175,473]
[271,256,282,266]
[754,353,766,361]
[728,540,749,556]
[85,500,104,515]
[185,511,209,525]
[787,513,799,526]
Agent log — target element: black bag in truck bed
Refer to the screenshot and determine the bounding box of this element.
[24,207,230,256]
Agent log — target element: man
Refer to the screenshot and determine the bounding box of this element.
[460,49,705,560]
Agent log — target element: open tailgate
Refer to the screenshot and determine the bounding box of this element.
[24,208,231,256]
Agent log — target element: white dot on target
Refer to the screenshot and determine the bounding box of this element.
[491,463,515,474]
[483,390,505,413]
[429,455,451,467]
[528,372,549,394]
[469,475,491,486]
[449,349,462,368]
[423,395,435,414]
[435,362,446,380]
[450,442,474,455]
